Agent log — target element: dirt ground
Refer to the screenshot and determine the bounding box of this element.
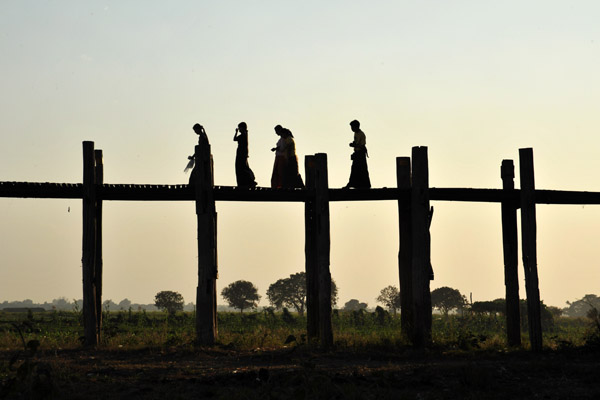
[2,345,600,399]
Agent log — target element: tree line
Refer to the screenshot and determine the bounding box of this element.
[4,284,599,319]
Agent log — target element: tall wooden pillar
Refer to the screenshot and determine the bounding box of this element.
[194,143,218,345]
[501,160,521,347]
[82,141,98,346]
[410,146,432,346]
[304,154,333,347]
[94,150,104,340]
[519,148,543,351]
[396,157,413,338]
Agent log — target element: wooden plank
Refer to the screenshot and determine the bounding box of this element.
[396,157,413,339]
[410,147,432,346]
[4,180,600,205]
[304,155,319,341]
[82,141,98,346]
[519,148,543,351]
[535,190,600,205]
[94,150,104,340]
[501,160,521,347]
[194,143,218,345]
[0,182,83,199]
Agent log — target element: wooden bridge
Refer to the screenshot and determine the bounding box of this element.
[3,141,600,351]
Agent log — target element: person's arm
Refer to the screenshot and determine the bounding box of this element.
[233,128,240,141]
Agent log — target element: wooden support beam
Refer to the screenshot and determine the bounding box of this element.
[410,147,432,346]
[519,148,543,351]
[82,141,98,346]
[396,157,413,339]
[304,154,333,347]
[314,154,333,348]
[501,160,521,347]
[194,143,218,346]
[304,155,319,342]
[94,150,104,341]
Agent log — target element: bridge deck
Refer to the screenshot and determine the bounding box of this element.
[1,181,600,204]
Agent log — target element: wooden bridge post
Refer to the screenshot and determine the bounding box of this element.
[396,157,413,339]
[82,141,98,346]
[410,147,432,346]
[304,154,333,347]
[94,149,104,340]
[305,155,319,341]
[501,159,521,347]
[194,143,218,345]
[519,148,543,351]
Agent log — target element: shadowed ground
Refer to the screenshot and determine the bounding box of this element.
[2,346,600,399]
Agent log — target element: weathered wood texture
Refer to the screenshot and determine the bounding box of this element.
[315,154,333,348]
[94,150,104,339]
[519,148,543,352]
[194,144,218,346]
[304,155,333,347]
[501,160,521,347]
[410,147,432,346]
[396,157,413,339]
[305,156,319,341]
[82,142,98,346]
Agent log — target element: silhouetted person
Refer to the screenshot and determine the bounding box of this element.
[344,119,371,189]
[281,128,304,189]
[193,123,209,147]
[187,123,210,185]
[233,122,257,188]
[270,125,286,188]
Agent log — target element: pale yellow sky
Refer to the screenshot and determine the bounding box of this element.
[1,1,600,308]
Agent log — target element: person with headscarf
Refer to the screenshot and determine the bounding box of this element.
[281,128,304,189]
[233,122,257,188]
[270,125,286,188]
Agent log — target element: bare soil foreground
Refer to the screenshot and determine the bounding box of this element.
[2,346,600,399]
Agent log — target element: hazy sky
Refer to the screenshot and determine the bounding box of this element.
[1,1,600,309]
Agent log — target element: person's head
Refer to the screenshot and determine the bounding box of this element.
[238,122,247,133]
[193,123,204,134]
[350,119,360,132]
[274,125,283,136]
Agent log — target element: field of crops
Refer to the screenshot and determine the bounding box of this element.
[1,309,600,399]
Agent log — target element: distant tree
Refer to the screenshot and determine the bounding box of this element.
[118,298,132,310]
[431,287,466,316]
[376,285,401,315]
[154,291,184,315]
[221,280,260,312]
[547,306,563,319]
[343,299,368,311]
[102,299,118,312]
[266,272,338,315]
[471,299,506,315]
[563,294,600,317]
[51,297,71,311]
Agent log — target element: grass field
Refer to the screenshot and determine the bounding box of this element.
[1,309,600,399]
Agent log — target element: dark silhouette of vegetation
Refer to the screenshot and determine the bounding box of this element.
[154,291,184,315]
[470,299,506,315]
[431,287,466,316]
[266,272,338,315]
[343,299,368,311]
[221,280,260,313]
[376,285,401,315]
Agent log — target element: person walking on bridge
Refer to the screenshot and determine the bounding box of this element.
[233,122,257,188]
[343,119,371,189]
